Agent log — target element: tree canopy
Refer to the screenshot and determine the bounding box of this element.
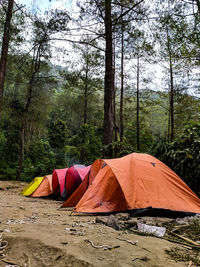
[0,0,199,196]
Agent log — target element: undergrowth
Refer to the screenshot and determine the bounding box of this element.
[166,219,200,265]
[166,247,200,265]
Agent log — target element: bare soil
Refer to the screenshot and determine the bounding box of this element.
[0,180,190,267]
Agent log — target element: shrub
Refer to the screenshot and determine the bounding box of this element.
[152,122,200,196]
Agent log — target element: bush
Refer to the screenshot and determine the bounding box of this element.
[21,139,57,181]
[152,122,200,197]
[72,124,102,164]
[101,141,134,158]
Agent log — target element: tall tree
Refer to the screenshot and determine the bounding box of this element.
[153,1,190,141]
[136,53,140,150]
[124,26,154,150]
[74,0,145,149]
[0,0,14,112]
[119,5,124,142]
[15,10,70,179]
[16,31,49,180]
[104,0,114,145]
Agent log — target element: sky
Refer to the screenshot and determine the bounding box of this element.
[17,0,74,13]
[13,0,199,96]
[15,0,82,67]
[15,0,164,88]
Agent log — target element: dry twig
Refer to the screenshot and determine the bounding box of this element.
[84,238,120,250]
[0,233,8,252]
[132,256,149,262]
[117,237,138,245]
[169,232,200,248]
[162,237,194,249]
[1,258,20,266]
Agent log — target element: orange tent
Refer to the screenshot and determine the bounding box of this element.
[31,175,53,197]
[62,153,200,216]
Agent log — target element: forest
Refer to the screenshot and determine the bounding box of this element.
[0,0,199,196]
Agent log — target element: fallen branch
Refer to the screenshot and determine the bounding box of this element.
[0,241,8,250]
[84,238,120,250]
[117,237,138,245]
[1,258,20,266]
[142,247,151,253]
[0,234,8,250]
[172,225,189,233]
[162,237,196,249]
[23,252,31,267]
[132,256,149,262]
[169,232,200,248]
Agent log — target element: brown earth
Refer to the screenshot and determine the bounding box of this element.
[0,180,190,267]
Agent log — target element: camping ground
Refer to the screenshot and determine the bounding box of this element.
[0,180,200,267]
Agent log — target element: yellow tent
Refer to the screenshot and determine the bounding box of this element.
[21,177,43,196]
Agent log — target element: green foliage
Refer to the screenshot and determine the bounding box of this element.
[0,132,7,155]
[124,116,155,152]
[0,136,19,180]
[0,0,200,185]
[26,139,56,175]
[64,145,79,166]
[48,119,69,168]
[101,141,134,159]
[0,133,57,181]
[48,119,68,148]
[152,122,200,196]
[72,124,102,164]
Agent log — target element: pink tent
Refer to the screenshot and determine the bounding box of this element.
[62,165,91,200]
[52,168,68,197]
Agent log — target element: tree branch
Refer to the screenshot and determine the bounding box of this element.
[94,0,104,20]
[50,38,105,52]
[112,0,145,28]
[13,1,26,14]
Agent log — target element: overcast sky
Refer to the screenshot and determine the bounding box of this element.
[17,0,74,13]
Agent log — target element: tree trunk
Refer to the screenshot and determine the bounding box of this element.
[84,56,89,124]
[196,0,200,13]
[168,84,171,142]
[113,33,118,141]
[16,122,25,180]
[166,27,174,141]
[120,8,124,142]
[103,0,114,146]
[136,54,140,151]
[16,79,34,180]
[169,59,174,141]
[0,0,14,112]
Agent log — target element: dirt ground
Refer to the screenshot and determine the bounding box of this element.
[0,180,194,267]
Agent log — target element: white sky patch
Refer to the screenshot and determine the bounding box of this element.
[15,0,81,67]
[17,0,73,13]
[14,0,200,96]
[49,0,72,11]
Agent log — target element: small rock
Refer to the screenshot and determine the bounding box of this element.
[95,217,107,225]
[107,215,120,230]
[115,213,130,221]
